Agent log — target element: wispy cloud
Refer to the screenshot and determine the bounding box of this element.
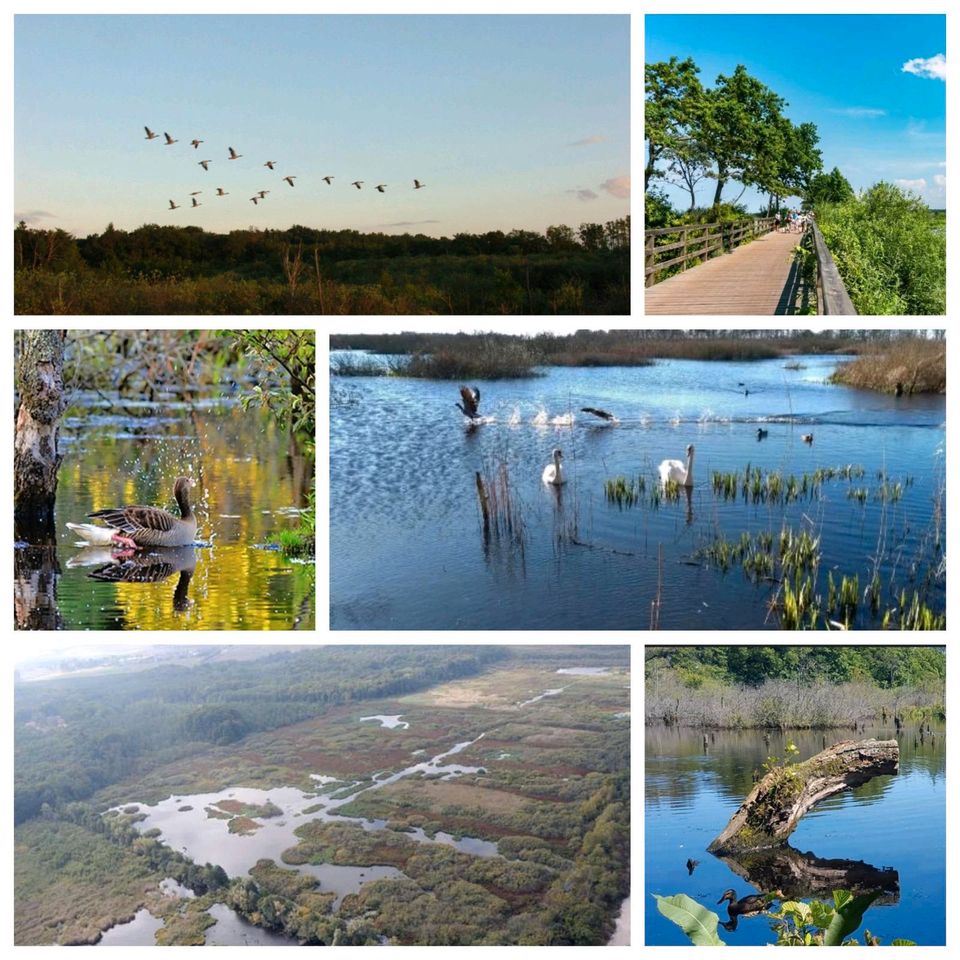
[15,209,56,224]
[379,220,441,227]
[568,135,607,147]
[933,174,946,189]
[902,53,946,81]
[566,188,599,202]
[829,107,886,118]
[895,178,927,193]
[600,175,630,199]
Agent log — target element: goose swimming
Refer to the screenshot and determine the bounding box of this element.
[658,444,695,487]
[144,126,159,140]
[283,176,297,186]
[198,159,211,170]
[351,180,364,189]
[414,179,425,189]
[163,132,178,145]
[67,477,197,549]
[228,146,242,159]
[190,138,203,149]
[455,385,480,419]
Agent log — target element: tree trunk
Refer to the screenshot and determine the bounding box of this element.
[708,739,899,854]
[15,330,67,542]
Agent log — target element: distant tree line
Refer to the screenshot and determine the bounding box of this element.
[14,646,508,824]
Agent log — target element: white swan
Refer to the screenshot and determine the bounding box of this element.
[658,444,695,487]
[542,448,566,485]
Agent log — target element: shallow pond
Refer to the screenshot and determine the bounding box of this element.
[645,723,945,945]
[16,389,314,630]
[97,907,164,946]
[331,355,944,629]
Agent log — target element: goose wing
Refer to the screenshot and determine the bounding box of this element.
[88,504,181,537]
[457,385,480,417]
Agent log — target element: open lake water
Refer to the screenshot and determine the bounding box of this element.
[331,355,944,629]
[645,723,945,945]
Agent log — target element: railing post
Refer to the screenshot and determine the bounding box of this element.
[645,231,654,287]
[681,227,688,273]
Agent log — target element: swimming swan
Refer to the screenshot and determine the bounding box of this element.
[542,448,566,485]
[658,444,695,487]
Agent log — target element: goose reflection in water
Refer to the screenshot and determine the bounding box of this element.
[70,545,197,612]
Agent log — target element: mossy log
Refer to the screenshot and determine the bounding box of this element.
[708,739,899,855]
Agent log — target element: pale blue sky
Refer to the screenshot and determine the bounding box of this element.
[15,14,630,238]
[646,14,946,211]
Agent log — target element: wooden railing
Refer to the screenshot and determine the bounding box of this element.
[809,221,857,315]
[644,217,776,287]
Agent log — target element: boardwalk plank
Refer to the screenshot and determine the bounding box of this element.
[645,230,802,315]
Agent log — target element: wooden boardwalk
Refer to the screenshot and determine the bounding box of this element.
[645,229,802,315]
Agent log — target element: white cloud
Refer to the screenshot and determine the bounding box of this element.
[933,174,946,189]
[568,135,607,147]
[600,175,630,199]
[830,107,886,118]
[895,178,927,193]
[902,53,946,81]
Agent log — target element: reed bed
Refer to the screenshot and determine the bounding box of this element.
[830,338,945,394]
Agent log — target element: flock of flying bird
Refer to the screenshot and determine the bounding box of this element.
[143,126,425,211]
[455,385,815,488]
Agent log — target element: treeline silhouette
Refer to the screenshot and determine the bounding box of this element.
[14,218,630,315]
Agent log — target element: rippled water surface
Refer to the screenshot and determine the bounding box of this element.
[16,390,314,630]
[645,724,945,945]
[331,356,944,629]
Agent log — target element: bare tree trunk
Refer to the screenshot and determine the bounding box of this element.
[708,739,899,854]
[15,329,67,542]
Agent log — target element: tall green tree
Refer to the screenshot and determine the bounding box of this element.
[806,167,855,206]
[644,57,704,191]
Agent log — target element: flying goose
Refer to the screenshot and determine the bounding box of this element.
[216,187,228,196]
[167,199,180,210]
[322,176,334,184]
[455,385,480,419]
[68,477,197,549]
[144,126,159,140]
[189,191,202,196]
[581,407,616,421]
[264,160,277,170]
[250,196,260,204]
[163,132,178,145]
[198,159,211,170]
[190,139,203,149]
[351,180,364,189]
[376,184,387,192]
[228,146,242,159]
[283,176,297,186]
[191,197,201,207]
[257,189,270,199]
[414,179,425,189]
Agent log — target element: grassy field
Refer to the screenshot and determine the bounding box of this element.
[16,656,629,946]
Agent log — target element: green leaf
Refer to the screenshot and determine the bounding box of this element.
[891,939,918,946]
[823,890,881,946]
[654,894,725,946]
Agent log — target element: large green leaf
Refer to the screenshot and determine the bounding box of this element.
[654,893,726,946]
[822,890,881,946]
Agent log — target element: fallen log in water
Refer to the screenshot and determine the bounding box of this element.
[708,739,899,855]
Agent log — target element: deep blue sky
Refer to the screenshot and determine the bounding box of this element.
[15,14,630,237]
[646,13,946,211]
